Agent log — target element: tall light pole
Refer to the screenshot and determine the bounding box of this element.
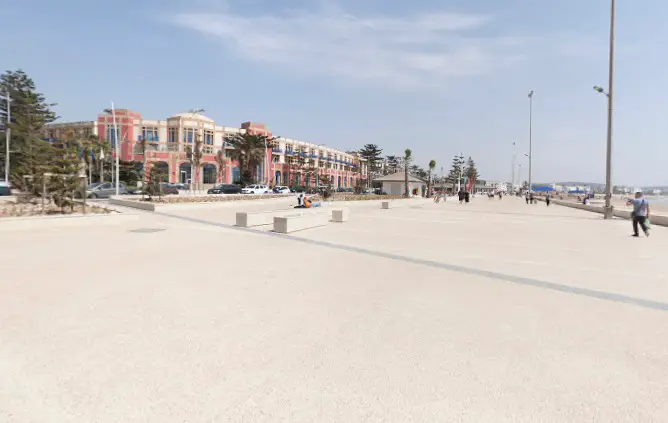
[518,164,522,189]
[2,91,10,184]
[511,142,516,191]
[456,153,464,192]
[107,102,121,196]
[528,90,534,193]
[594,0,616,219]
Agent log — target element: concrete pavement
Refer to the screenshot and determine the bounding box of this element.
[1,196,667,422]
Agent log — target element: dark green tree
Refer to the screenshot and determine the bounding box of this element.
[385,155,399,175]
[447,155,465,191]
[49,145,83,212]
[464,157,479,186]
[0,70,57,182]
[359,144,383,187]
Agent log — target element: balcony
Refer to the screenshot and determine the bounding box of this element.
[285,150,295,156]
[272,148,284,154]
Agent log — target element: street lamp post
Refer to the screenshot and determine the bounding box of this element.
[528,90,534,193]
[511,142,516,191]
[456,153,464,192]
[110,102,120,196]
[594,0,616,219]
[2,91,10,184]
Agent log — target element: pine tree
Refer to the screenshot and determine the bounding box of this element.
[465,157,479,186]
[0,70,57,182]
[359,144,383,187]
[447,156,465,190]
[385,155,399,175]
[49,145,83,212]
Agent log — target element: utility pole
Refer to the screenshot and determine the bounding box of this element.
[2,91,10,184]
[110,101,120,196]
[604,0,616,219]
[528,90,534,193]
[511,142,516,191]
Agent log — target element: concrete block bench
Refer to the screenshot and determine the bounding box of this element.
[331,208,349,222]
[273,212,329,233]
[381,201,391,209]
[236,210,291,227]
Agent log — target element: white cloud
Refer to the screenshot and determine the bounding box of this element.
[168,8,559,88]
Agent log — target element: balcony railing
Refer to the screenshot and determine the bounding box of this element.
[272,148,284,154]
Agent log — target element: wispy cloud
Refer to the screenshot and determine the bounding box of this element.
[169,7,574,89]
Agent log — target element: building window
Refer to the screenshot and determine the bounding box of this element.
[106,126,120,146]
[141,126,159,141]
[168,128,178,143]
[183,128,194,143]
[204,130,214,145]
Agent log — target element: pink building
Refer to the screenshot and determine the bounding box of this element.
[44,110,367,188]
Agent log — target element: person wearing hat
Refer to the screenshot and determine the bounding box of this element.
[626,191,650,237]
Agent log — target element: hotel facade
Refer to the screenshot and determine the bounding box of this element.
[44,109,367,188]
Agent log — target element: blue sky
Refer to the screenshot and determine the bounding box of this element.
[2,0,667,185]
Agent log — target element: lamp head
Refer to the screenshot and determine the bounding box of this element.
[593,86,605,93]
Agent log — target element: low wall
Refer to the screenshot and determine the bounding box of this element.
[548,199,668,227]
[0,213,138,231]
[109,198,156,211]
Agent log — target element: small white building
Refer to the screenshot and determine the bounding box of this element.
[374,172,427,197]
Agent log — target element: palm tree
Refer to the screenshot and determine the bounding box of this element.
[403,148,412,197]
[427,159,436,197]
[225,133,269,185]
[216,149,228,184]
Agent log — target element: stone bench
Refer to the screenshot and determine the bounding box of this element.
[236,210,292,227]
[381,201,390,209]
[331,208,349,222]
[273,212,329,233]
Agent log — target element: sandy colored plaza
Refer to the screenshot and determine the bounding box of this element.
[1,196,667,422]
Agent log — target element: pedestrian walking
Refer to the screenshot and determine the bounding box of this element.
[627,191,650,237]
[545,193,551,207]
[525,191,530,204]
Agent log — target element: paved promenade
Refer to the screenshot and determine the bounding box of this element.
[1,196,667,422]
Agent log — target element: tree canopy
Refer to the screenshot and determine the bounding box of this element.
[0,69,58,181]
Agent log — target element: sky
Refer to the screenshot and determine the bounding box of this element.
[2,0,667,186]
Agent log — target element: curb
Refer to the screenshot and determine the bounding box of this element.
[0,213,139,231]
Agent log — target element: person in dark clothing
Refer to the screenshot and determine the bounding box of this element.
[458,190,465,204]
[529,192,535,204]
[464,191,470,203]
[525,192,530,204]
[546,193,551,207]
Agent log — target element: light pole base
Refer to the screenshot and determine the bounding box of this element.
[603,205,614,219]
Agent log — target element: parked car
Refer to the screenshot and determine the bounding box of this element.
[208,184,242,194]
[169,183,188,190]
[241,184,269,194]
[0,182,11,196]
[82,182,127,198]
[273,186,291,194]
[159,183,179,195]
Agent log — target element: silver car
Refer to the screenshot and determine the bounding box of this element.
[85,182,127,198]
